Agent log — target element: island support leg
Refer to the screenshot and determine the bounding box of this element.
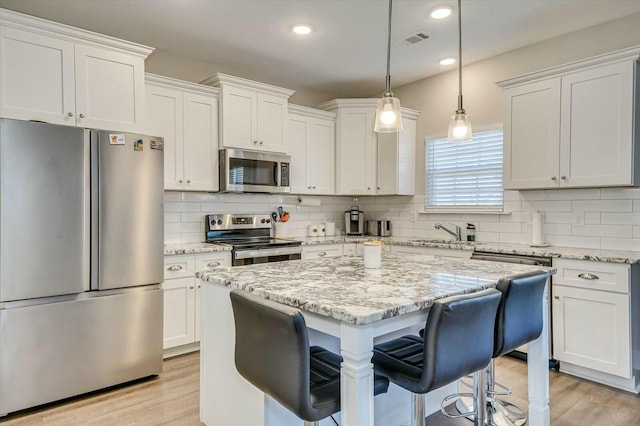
[340,323,375,426]
[527,277,551,426]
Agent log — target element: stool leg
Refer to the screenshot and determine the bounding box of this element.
[474,369,487,426]
[303,421,318,426]
[486,359,527,426]
[412,392,426,426]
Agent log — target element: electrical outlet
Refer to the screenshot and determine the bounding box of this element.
[575,214,584,227]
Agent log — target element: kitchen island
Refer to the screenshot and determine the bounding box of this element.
[197,253,555,426]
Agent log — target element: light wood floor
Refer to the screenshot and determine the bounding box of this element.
[1,353,639,425]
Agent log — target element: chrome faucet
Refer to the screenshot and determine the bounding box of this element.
[435,223,462,241]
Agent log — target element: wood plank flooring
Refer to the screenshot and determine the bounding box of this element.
[1,353,639,425]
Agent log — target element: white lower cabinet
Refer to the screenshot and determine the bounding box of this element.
[163,251,230,356]
[552,259,637,389]
[301,244,343,259]
[390,245,472,259]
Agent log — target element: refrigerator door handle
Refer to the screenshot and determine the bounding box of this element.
[90,130,99,291]
[83,130,91,291]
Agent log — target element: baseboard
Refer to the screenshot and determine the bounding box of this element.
[559,362,640,393]
[163,342,200,359]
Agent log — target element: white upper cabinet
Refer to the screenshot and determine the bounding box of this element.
[317,99,419,196]
[146,74,219,192]
[0,8,152,132]
[288,105,336,195]
[499,47,640,190]
[202,73,294,153]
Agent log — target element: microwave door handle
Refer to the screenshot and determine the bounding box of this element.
[274,163,279,186]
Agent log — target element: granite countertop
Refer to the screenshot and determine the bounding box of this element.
[164,242,231,255]
[197,253,554,325]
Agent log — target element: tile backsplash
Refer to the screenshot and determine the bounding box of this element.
[164,188,640,251]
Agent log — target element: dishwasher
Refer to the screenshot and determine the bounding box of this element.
[471,251,559,369]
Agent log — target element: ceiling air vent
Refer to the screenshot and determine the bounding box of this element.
[399,32,429,47]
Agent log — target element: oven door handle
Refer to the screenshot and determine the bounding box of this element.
[234,246,302,260]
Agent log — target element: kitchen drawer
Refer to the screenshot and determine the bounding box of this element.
[391,245,471,259]
[195,252,231,270]
[553,259,629,293]
[164,255,196,280]
[302,244,343,259]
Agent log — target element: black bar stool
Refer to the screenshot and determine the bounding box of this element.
[372,288,502,426]
[229,290,390,426]
[456,271,548,426]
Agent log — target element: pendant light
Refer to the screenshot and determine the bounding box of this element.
[374,0,403,133]
[447,0,472,141]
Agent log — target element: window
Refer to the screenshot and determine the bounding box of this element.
[425,129,503,209]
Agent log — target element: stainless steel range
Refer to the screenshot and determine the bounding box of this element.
[205,213,302,266]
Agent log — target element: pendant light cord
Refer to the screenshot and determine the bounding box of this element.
[385,0,393,95]
[457,0,464,112]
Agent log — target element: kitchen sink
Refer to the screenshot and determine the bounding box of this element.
[408,239,474,245]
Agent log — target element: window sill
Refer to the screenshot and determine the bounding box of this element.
[418,207,511,215]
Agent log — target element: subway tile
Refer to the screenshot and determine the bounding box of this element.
[460,214,500,223]
[584,212,601,224]
[182,192,219,202]
[634,226,640,239]
[521,223,571,235]
[164,233,181,244]
[503,191,520,202]
[600,187,640,199]
[164,202,201,213]
[545,235,600,249]
[181,213,207,223]
[601,212,640,225]
[164,192,181,202]
[476,231,500,243]
[572,200,632,212]
[545,212,578,224]
[480,222,522,233]
[503,201,522,212]
[164,212,181,223]
[165,222,201,234]
[571,224,632,238]
[499,233,531,245]
[545,189,600,200]
[634,200,640,211]
[601,238,640,251]
[522,200,572,212]
[200,203,236,213]
[182,233,204,243]
[518,190,545,201]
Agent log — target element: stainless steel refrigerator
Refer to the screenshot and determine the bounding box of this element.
[0,118,164,416]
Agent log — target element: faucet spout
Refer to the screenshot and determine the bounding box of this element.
[435,223,462,241]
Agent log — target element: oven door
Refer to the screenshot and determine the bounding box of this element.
[232,246,302,266]
[220,148,290,193]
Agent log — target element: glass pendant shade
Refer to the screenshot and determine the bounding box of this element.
[374,96,403,133]
[447,111,472,141]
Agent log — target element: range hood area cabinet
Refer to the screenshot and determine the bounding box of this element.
[499,46,640,190]
[202,73,294,154]
[0,8,152,133]
[317,99,419,196]
[145,74,219,192]
[288,105,337,195]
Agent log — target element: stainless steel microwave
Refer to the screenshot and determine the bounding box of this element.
[219,148,291,193]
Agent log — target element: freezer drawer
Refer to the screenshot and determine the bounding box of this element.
[0,287,163,415]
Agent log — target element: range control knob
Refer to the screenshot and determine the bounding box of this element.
[217,219,223,225]
[266,219,271,224]
[261,218,266,223]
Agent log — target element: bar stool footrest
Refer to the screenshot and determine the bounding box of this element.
[441,392,476,419]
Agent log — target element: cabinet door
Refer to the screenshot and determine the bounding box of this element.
[288,114,310,193]
[163,277,196,349]
[308,117,335,194]
[257,93,288,153]
[390,245,471,258]
[559,62,635,187]
[194,252,230,342]
[74,44,145,132]
[220,85,256,150]
[183,92,219,191]
[337,108,376,195]
[301,244,343,259]
[0,26,76,125]
[377,118,416,195]
[503,79,561,189]
[146,84,184,190]
[552,285,630,378]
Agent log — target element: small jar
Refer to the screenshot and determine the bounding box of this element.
[466,223,476,242]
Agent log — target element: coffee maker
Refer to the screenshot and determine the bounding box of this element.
[345,203,364,235]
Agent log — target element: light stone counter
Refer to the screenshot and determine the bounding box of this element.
[197,252,554,325]
[163,242,231,255]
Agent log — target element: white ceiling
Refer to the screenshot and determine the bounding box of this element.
[2,0,640,97]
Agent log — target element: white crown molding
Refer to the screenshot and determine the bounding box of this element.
[0,8,154,57]
[200,73,295,98]
[146,73,219,96]
[316,98,420,119]
[497,45,640,88]
[288,104,336,120]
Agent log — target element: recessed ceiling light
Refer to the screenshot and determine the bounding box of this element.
[292,25,312,35]
[439,57,456,66]
[430,6,452,19]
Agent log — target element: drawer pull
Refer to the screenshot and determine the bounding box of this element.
[189,285,195,290]
[318,251,327,257]
[207,261,221,267]
[578,272,599,280]
[167,264,183,271]
[554,296,559,300]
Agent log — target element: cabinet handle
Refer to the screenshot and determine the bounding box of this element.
[259,141,263,145]
[207,261,220,267]
[189,285,195,290]
[578,272,599,280]
[308,186,312,189]
[377,186,380,190]
[67,112,74,117]
[79,113,85,118]
[167,264,183,271]
[178,179,183,183]
[554,296,559,300]
[198,284,201,289]
[313,186,316,189]
[253,140,258,144]
[187,180,191,183]
[318,251,327,257]
[367,187,371,190]
[561,176,567,180]
[551,176,557,181]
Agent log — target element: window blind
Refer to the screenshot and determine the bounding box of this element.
[426,130,503,207]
